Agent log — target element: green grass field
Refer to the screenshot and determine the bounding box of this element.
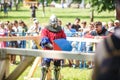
[1,6,115,80]
[10,61,92,80]
[0,6,115,27]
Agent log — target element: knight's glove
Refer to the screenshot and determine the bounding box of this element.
[40,37,53,49]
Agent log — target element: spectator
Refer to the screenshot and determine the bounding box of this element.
[27,19,41,49]
[92,28,120,80]
[11,20,19,63]
[3,1,8,17]
[88,22,95,32]
[61,0,64,8]
[80,21,89,35]
[71,18,81,31]
[81,21,87,29]
[18,20,28,48]
[19,20,28,33]
[102,22,108,29]
[64,22,77,37]
[12,20,19,32]
[18,20,28,61]
[58,19,64,30]
[64,22,77,67]
[8,1,12,11]
[108,21,114,29]
[27,19,41,36]
[107,27,115,36]
[114,20,120,30]
[7,22,18,64]
[30,3,37,19]
[90,21,108,36]
[0,22,6,48]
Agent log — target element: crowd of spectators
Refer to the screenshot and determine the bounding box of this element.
[0,18,120,68]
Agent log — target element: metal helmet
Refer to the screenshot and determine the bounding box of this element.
[46,15,62,32]
[49,15,58,25]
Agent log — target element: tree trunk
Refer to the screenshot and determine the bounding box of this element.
[90,10,94,22]
[14,0,17,11]
[42,0,45,17]
[115,0,120,20]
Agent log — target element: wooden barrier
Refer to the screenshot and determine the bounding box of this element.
[67,37,102,43]
[0,48,94,80]
[0,36,101,80]
[0,36,39,42]
[0,48,94,61]
[0,36,102,43]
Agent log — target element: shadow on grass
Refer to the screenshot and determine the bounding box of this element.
[0,15,115,20]
[57,15,115,19]
[0,16,30,19]
[0,15,49,19]
[9,9,29,12]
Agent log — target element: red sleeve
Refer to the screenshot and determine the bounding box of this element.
[41,28,48,38]
[61,30,66,39]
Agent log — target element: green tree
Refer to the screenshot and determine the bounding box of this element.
[90,0,115,13]
[73,0,82,3]
[89,0,120,20]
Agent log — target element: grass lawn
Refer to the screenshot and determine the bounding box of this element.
[10,62,92,80]
[1,6,114,80]
[0,6,115,27]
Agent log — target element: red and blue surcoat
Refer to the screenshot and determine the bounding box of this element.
[41,27,66,48]
[40,25,66,63]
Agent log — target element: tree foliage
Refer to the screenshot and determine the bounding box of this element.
[72,0,82,3]
[89,0,115,13]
